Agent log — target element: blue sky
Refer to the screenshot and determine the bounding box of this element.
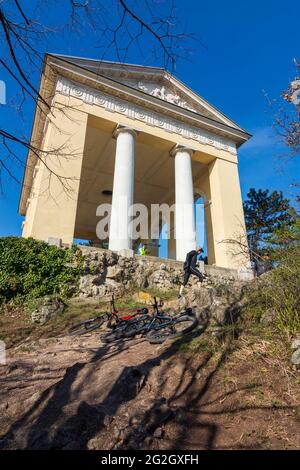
[0,0,299,242]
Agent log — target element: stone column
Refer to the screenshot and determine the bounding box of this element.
[172,145,197,261]
[109,126,137,252]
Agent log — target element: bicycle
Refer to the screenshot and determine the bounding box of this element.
[145,308,198,344]
[68,294,149,336]
[101,297,198,344]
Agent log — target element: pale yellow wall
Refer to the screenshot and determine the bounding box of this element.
[167,210,176,260]
[194,169,215,265]
[22,103,88,243]
[22,164,43,238]
[168,237,176,260]
[196,158,250,269]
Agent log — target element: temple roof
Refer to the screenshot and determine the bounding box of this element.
[49,53,250,136]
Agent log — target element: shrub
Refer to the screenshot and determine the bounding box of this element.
[247,221,300,334]
[0,237,84,304]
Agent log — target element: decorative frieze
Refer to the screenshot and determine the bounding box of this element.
[56,76,236,155]
[125,80,197,113]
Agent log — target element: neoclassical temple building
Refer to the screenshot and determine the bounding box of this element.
[19,54,252,272]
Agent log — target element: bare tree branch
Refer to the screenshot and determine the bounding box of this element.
[0,0,196,195]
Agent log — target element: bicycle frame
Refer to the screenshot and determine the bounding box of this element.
[121,296,175,334]
[106,294,149,326]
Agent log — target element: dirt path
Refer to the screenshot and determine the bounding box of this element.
[0,330,299,450]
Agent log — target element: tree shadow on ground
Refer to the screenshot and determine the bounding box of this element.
[0,317,296,450]
[0,336,143,449]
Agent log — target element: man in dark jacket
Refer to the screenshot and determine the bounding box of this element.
[178,247,204,298]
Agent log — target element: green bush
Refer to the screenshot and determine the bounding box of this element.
[0,237,84,304]
[245,230,300,335]
[269,243,300,333]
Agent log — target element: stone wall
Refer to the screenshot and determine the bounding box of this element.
[78,247,251,300]
[78,247,181,298]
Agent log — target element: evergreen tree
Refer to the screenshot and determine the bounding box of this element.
[243,188,294,257]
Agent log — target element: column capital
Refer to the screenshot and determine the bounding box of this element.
[113,125,138,139]
[170,144,194,158]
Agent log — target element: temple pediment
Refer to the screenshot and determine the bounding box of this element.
[49,54,247,133]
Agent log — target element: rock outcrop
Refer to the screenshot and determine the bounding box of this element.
[31,297,65,324]
[78,249,183,299]
[291,338,300,366]
[77,248,246,327]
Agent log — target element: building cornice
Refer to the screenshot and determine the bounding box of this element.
[50,54,250,133]
[49,55,251,143]
[56,75,237,155]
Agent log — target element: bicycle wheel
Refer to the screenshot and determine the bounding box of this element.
[68,316,106,336]
[146,314,198,344]
[100,328,125,343]
[100,315,149,342]
[100,319,131,343]
[122,316,150,338]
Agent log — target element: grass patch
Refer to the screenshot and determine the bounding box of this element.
[142,287,179,301]
[0,298,109,348]
[179,334,219,356]
[114,294,145,311]
[242,256,300,336]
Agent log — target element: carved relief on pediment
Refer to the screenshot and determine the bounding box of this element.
[125,80,197,113]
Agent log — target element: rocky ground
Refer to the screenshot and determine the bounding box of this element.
[0,314,299,450]
[0,251,299,450]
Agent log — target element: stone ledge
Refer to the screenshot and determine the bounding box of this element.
[77,246,253,281]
